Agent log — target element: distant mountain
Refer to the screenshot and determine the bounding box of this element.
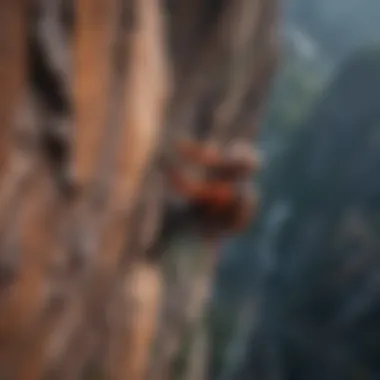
[234,46,380,380]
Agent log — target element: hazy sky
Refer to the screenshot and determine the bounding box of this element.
[286,0,380,59]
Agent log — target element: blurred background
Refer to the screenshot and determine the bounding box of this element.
[209,0,380,379]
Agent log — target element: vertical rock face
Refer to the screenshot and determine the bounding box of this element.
[0,0,171,378]
[0,0,277,379]
[234,49,380,380]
